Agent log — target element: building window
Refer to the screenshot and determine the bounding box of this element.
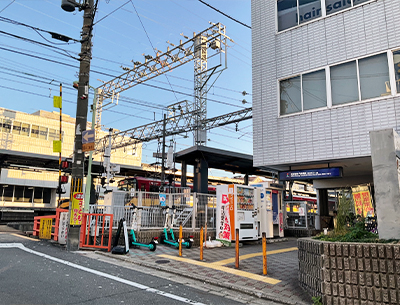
[33,187,43,203]
[280,76,301,115]
[278,0,322,31]
[359,53,390,100]
[21,123,30,136]
[48,128,59,141]
[14,186,25,202]
[331,53,390,105]
[39,127,48,140]
[303,69,327,110]
[325,0,351,15]
[278,0,373,32]
[31,125,39,138]
[280,52,390,115]
[280,69,326,115]
[24,187,33,203]
[392,50,400,93]
[43,188,51,204]
[12,121,21,135]
[277,0,299,31]
[3,185,13,201]
[331,61,359,105]
[0,119,10,133]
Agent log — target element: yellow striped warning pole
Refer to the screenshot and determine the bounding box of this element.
[235,228,239,269]
[178,224,183,257]
[262,232,267,275]
[200,226,204,261]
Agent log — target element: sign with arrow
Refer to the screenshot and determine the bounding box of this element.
[82,129,95,152]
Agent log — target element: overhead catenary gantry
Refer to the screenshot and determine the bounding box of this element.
[93,22,253,165]
[94,103,252,154]
[95,22,233,137]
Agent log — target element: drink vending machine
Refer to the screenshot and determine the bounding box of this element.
[251,182,284,238]
[216,184,259,243]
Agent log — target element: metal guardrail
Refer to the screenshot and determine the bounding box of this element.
[90,191,216,230]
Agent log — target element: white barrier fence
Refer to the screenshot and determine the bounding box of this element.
[90,190,216,230]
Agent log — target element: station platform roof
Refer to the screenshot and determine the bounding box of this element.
[174,145,277,178]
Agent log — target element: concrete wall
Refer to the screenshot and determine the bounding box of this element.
[251,0,400,169]
[298,238,400,304]
[370,129,400,240]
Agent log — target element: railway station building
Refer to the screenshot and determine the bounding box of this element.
[251,0,400,229]
[0,107,142,213]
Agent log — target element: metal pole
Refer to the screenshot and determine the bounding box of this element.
[235,228,239,269]
[67,0,94,251]
[58,83,62,204]
[200,226,204,261]
[262,232,267,275]
[161,113,166,191]
[83,88,97,213]
[178,224,183,257]
[105,128,113,189]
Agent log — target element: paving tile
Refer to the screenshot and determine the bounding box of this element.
[106,237,311,305]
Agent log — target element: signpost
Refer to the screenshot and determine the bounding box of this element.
[39,218,52,239]
[279,167,342,181]
[82,129,95,152]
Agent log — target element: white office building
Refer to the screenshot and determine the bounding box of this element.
[251,0,400,222]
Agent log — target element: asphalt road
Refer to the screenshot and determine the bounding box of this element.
[0,229,281,305]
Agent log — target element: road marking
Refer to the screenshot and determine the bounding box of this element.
[0,243,206,305]
[0,233,38,241]
[211,247,298,266]
[157,254,281,285]
[10,233,39,241]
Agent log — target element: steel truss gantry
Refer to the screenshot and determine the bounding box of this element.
[95,22,232,134]
[94,106,252,154]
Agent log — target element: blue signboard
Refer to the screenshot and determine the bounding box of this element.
[159,194,166,206]
[82,129,95,144]
[279,167,342,181]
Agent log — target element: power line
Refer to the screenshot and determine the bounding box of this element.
[0,0,15,13]
[1,17,250,96]
[93,0,131,25]
[0,31,79,60]
[0,45,246,109]
[0,16,80,44]
[130,0,179,103]
[197,0,251,29]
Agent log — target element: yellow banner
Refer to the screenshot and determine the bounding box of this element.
[361,191,374,217]
[53,140,62,153]
[353,190,374,217]
[53,96,62,108]
[70,192,84,225]
[39,218,52,239]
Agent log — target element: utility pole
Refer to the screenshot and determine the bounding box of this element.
[83,88,98,213]
[62,0,95,251]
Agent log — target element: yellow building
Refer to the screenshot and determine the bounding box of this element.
[0,107,142,210]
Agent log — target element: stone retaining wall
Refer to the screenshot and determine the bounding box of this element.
[298,238,400,305]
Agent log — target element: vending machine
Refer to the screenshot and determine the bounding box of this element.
[251,182,284,238]
[254,187,273,238]
[216,184,259,243]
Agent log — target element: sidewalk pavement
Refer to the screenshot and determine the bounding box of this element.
[100,237,312,305]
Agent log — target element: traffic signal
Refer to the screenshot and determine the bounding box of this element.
[60,175,68,184]
[61,159,72,174]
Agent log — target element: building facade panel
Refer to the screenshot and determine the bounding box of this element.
[252,0,400,170]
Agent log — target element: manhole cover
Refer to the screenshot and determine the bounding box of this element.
[155,260,170,264]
